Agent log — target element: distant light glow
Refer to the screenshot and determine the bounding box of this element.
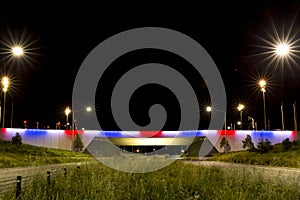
[206,106,212,112]
[2,77,9,92]
[258,79,267,92]
[11,46,24,56]
[237,104,245,111]
[258,79,266,88]
[65,107,71,116]
[2,77,9,87]
[86,106,92,112]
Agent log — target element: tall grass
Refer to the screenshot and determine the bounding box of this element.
[208,141,300,168]
[4,161,300,199]
[0,140,91,168]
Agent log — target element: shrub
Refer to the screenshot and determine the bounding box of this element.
[282,138,292,151]
[220,137,226,149]
[220,137,230,153]
[73,134,84,152]
[256,139,272,154]
[11,132,22,145]
[242,135,256,151]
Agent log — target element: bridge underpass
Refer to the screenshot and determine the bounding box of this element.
[85,136,217,157]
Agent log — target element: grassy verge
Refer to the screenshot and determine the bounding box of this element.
[3,161,300,199]
[207,141,300,168]
[0,140,92,168]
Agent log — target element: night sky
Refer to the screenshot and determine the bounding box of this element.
[0,2,300,130]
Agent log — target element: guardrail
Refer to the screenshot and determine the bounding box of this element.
[0,167,75,199]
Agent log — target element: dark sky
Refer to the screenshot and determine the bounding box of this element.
[0,2,300,130]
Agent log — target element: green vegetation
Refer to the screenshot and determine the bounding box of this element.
[282,138,293,151]
[3,161,300,199]
[11,133,22,145]
[73,134,84,152]
[242,134,255,151]
[0,140,91,168]
[256,138,273,153]
[208,140,300,168]
[220,137,230,153]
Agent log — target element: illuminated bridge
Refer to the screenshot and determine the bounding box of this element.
[0,128,297,153]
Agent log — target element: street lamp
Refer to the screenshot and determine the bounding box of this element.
[1,77,9,128]
[65,107,71,129]
[259,79,267,130]
[71,106,92,151]
[255,23,298,130]
[86,106,92,112]
[275,43,290,130]
[11,46,24,56]
[206,106,228,153]
[0,46,25,128]
[237,104,245,129]
[206,106,212,112]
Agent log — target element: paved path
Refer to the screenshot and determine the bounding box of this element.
[184,160,300,180]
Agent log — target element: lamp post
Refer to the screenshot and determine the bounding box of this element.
[293,102,297,131]
[1,77,9,128]
[65,107,71,130]
[0,46,24,128]
[275,43,291,130]
[206,106,228,153]
[10,102,13,128]
[71,106,92,151]
[259,79,267,130]
[248,116,255,130]
[237,104,245,129]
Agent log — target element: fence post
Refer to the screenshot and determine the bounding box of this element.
[64,168,67,177]
[47,171,50,185]
[16,176,22,199]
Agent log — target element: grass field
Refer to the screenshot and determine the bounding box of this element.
[3,160,300,199]
[207,141,300,168]
[0,140,91,168]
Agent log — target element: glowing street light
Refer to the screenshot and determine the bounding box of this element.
[275,43,290,57]
[206,106,228,153]
[206,106,226,131]
[237,104,245,129]
[254,20,300,130]
[72,106,92,130]
[71,106,92,151]
[274,43,290,130]
[237,104,245,112]
[86,106,92,112]
[1,77,9,128]
[2,77,9,91]
[0,46,26,128]
[65,107,71,129]
[259,79,267,130]
[206,106,212,112]
[11,46,24,56]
